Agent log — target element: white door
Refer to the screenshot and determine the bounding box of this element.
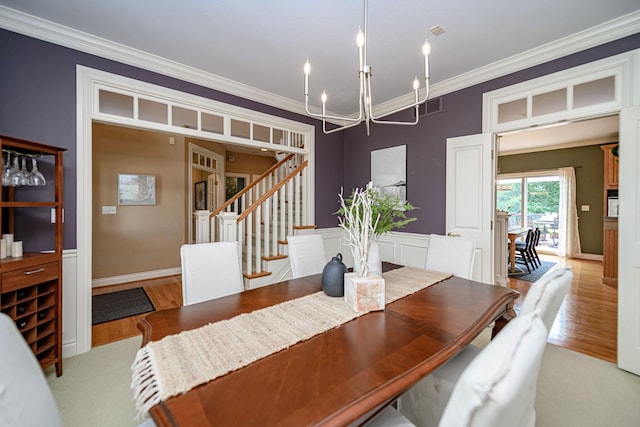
[446,134,494,284]
[618,107,640,375]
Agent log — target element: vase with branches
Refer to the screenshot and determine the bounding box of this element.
[337,182,417,277]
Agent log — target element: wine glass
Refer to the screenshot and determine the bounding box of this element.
[9,154,23,187]
[28,156,46,186]
[2,151,10,186]
[19,156,30,186]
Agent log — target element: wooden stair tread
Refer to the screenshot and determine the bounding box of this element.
[293,225,317,230]
[243,270,272,279]
[262,254,288,261]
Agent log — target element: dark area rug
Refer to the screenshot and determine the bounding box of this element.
[92,287,155,325]
[509,260,557,282]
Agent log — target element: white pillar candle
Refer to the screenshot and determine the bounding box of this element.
[2,234,13,257]
[0,239,6,259]
[11,241,22,258]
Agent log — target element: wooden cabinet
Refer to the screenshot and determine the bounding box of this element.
[0,135,65,376]
[601,143,618,287]
[603,218,618,287]
[601,143,619,214]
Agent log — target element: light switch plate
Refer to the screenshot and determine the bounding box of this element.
[581,205,590,211]
[102,206,117,215]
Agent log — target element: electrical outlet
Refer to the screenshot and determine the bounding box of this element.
[102,206,117,215]
[581,205,590,211]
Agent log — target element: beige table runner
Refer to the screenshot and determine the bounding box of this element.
[131,266,451,418]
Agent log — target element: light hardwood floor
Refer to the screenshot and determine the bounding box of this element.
[91,255,617,363]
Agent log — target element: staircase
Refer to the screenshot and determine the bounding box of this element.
[194,152,315,289]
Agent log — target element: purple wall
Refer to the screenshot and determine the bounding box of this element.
[344,33,640,235]
[1,28,639,248]
[0,28,344,248]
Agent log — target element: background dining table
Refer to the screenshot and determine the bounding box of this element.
[137,263,518,426]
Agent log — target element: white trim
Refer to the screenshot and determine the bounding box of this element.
[484,48,640,370]
[483,52,634,134]
[92,267,182,288]
[77,66,315,355]
[2,5,639,118]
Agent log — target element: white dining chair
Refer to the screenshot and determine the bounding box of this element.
[367,311,548,427]
[287,234,328,278]
[0,312,64,427]
[180,241,244,306]
[396,266,573,427]
[425,234,476,279]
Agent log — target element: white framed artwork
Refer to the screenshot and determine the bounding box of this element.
[371,145,406,202]
[118,174,156,205]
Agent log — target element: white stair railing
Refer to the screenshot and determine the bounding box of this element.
[230,160,309,277]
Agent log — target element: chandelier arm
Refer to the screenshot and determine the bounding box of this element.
[322,117,367,134]
[305,96,362,123]
[369,84,430,122]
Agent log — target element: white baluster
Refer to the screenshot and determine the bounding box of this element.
[272,191,279,253]
[263,197,271,257]
[254,207,261,274]
[287,179,294,238]
[246,212,253,275]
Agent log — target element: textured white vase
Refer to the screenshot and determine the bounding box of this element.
[344,272,385,313]
[352,240,382,276]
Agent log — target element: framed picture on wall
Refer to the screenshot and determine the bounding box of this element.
[371,145,407,202]
[118,174,156,205]
[195,180,207,210]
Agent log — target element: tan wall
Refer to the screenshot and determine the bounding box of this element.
[226,150,276,178]
[92,123,186,279]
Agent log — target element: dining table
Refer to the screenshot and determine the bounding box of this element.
[136,263,518,427]
[507,227,529,273]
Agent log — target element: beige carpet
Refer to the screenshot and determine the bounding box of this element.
[46,334,640,427]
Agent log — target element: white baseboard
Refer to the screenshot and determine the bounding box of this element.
[575,253,603,262]
[92,267,182,288]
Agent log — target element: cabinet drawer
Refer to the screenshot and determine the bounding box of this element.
[2,262,59,292]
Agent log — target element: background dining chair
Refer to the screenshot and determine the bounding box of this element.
[0,312,64,427]
[367,311,548,427]
[531,227,542,267]
[514,229,536,273]
[287,234,328,278]
[180,241,244,306]
[425,234,475,279]
[396,267,573,427]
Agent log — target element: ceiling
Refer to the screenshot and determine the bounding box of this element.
[0,0,637,150]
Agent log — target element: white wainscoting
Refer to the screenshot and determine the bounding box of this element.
[61,249,79,358]
[316,228,431,269]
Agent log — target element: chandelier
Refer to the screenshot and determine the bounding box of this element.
[303,0,431,135]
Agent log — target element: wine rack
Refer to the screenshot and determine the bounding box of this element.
[0,135,64,376]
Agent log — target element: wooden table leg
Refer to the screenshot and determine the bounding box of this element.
[509,235,516,273]
[492,302,517,339]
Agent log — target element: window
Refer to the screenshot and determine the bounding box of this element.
[497,174,560,251]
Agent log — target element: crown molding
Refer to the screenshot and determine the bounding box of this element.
[2,6,639,121]
[370,10,640,116]
[0,5,307,116]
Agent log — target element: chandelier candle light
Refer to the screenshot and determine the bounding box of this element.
[303,0,431,135]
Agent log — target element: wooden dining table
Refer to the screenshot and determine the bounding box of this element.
[137,263,518,427]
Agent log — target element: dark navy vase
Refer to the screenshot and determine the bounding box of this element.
[321,253,348,297]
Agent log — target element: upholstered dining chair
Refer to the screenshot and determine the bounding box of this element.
[287,234,328,278]
[0,312,158,427]
[395,267,573,427]
[367,311,548,427]
[425,234,475,280]
[180,241,244,306]
[0,312,64,427]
